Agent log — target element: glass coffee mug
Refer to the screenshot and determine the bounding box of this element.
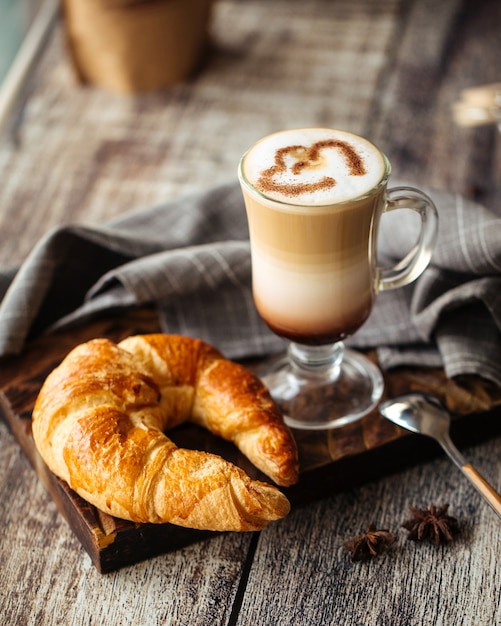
[238,128,438,430]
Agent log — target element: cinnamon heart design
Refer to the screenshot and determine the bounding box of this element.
[257,139,366,197]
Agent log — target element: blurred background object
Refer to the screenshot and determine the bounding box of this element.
[63,0,214,93]
[452,83,501,128]
[0,0,44,84]
[0,0,57,138]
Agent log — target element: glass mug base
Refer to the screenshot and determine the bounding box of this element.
[258,342,384,430]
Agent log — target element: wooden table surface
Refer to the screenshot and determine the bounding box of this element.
[1,0,500,624]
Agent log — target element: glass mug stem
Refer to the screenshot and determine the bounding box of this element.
[378,187,439,291]
[288,342,344,379]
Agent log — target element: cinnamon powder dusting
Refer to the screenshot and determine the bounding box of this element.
[256,139,367,197]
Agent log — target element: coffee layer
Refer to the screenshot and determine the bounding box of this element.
[243,184,385,343]
[252,256,374,344]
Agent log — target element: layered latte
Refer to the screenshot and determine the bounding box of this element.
[239,128,390,345]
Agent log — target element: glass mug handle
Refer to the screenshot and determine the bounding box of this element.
[378,186,439,292]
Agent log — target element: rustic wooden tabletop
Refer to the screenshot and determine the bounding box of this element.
[1,0,500,624]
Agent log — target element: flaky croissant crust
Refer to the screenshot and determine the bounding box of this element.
[32,334,299,531]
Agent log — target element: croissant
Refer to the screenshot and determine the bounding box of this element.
[32,334,299,531]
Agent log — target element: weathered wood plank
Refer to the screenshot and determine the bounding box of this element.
[369,0,501,210]
[0,422,253,625]
[238,435,501,626]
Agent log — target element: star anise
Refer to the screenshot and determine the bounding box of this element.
[402,503,459,545]
[343,524,396,561]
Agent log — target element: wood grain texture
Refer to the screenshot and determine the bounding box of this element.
[368,0,501,209]
[238,437,501,626]
[0,0,500,623]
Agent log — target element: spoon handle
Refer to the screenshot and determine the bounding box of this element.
[460,463,501,520]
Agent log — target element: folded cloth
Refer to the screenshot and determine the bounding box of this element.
[0,183,284,360]
[0,181,500,386]
[350,186,501,384]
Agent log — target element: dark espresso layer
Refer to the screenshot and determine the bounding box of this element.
[260,308,372,346]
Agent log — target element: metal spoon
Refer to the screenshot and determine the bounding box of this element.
[379,392,501,520]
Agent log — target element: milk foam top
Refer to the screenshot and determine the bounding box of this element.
[241,128,389,206]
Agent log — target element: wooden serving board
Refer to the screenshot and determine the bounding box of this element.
[1,307,500,573]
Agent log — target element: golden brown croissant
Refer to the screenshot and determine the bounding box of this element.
[32,334,299,531]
